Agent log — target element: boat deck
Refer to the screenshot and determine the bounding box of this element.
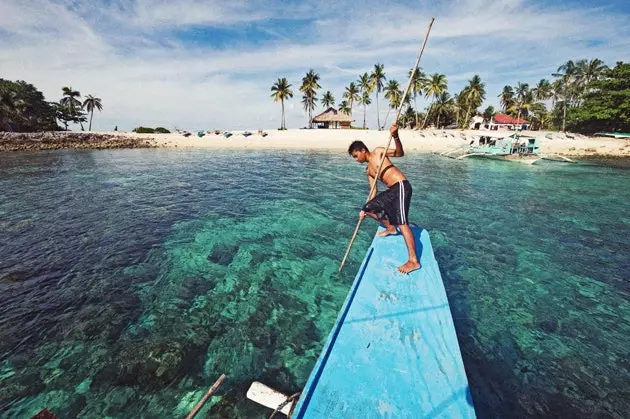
[293,226,476,418]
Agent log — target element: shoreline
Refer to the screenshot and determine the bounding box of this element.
[1,130,629,158]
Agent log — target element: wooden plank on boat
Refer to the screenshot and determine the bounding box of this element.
[246,382,294,416]
[293,226,476,418]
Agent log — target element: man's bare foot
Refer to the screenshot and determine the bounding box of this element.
[378,227,397,237]
[398,260,421,274]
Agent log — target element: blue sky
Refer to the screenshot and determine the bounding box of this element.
[1,0,629,131]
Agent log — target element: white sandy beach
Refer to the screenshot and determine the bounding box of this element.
[98,129,630,157]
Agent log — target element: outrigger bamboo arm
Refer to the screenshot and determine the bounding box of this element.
[339,17,436,273]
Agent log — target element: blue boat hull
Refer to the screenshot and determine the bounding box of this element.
[293,226,476,418]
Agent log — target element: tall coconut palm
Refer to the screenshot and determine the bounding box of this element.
[463,75,486,129]
[383,80,402,127]
[432,91,453,129]
[421,73,447,128]
[60,86,84,130]
[358,72,373,129]
[553,60,577,131]
[321,91,335,108]
[532,79,552,102]
[370,63,386,129]
[82,94,103,131]
[343,82,360,116]
[482,105,495,124]
[299,70,321,128]
[499,85,515,112]
[270,78,293,130]
[339,100,351,116]
[358,90,372,129]
[408,67,426,128]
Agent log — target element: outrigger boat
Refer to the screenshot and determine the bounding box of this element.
[248,226,476,418]
[440,132,575,164]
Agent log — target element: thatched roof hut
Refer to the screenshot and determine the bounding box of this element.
[312,107,354,129]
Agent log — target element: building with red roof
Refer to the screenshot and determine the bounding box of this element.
[489,113,530,130]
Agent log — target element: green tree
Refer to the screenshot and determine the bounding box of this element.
[358,90,372,129]
[499,85,515,112]
[422,73,448,128]
[567,62,630,133]
[321,90,335,108]
[60,86,86,130]
[532,79,552,101]
[82,94,103,131]
[299,70,321,128]
[383,79,402,127]
[482,105,495,123]
[343,82,359,116]
[408,67,426,128]
[358,72,373,129]
[270,77,293,130]
[370,63,386,129]
[432,91,453,129]
[0,79,58,132]
[339,100,351,116]
[462,74,486,128]
[553,60,577,131]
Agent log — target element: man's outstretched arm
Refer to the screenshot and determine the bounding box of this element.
[385,123,404,157]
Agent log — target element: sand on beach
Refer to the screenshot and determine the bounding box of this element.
[109,129,630,157]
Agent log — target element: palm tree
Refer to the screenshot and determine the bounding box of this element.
[482,105,495,124]
[532,79,552,102]
[299,70,321,128]
[271,78,293,130]
[370,63,386,129]
[343,82,360,116]
[463,75,486,129]
[339,100,351,116]
[358,72,373,129]
[432,91,453,129]
[82,94,103,131]
[383,80,402,127]
[60,86,83,130]
[358,91,372,129]
[321,91,335,108]
[421,73,447,128]
[512,82,532,127]
[553,60,577,131]
[408,68,426,128]
[499,85,515,112]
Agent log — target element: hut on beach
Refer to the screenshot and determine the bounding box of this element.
[488,113,530,130]
[312,107,354,129]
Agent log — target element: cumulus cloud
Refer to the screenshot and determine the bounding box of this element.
[0,0,628,130]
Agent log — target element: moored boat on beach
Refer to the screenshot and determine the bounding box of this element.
[441,132,575,164]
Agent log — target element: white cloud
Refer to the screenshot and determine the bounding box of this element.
[0,0,628,131]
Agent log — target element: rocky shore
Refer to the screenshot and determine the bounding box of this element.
[0,132,159,152]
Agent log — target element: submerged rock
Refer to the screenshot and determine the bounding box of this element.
[207,243,239,265]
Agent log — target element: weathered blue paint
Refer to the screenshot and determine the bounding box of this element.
[293,226,476,418]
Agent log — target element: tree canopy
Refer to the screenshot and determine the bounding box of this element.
[0,79,58,132]
[567,62,630,133]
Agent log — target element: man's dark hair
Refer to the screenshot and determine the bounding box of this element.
[348,141,369,155]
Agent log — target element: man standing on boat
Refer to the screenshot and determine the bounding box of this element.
[348,123,421,274]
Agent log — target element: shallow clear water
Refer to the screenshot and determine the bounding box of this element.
[0,149,628,418]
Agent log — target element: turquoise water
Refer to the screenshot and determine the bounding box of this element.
[0,149,628,418]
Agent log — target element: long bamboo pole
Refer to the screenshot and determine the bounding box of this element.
[339,17,435,273]
[186,374,226,419]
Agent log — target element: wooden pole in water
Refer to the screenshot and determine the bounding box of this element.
[186,374,226,419]
[339,17,436,273]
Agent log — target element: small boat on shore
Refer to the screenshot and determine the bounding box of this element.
[248,225,476,418]
[441,132,574,164]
